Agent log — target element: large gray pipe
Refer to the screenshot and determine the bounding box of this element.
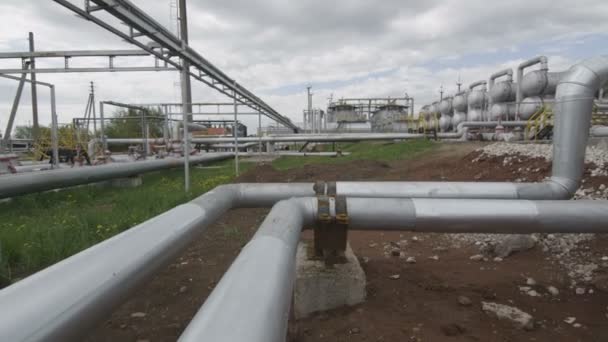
[178,198,316,342]
[489,68,513,88]
[0,153,233,198]
[0,184,315,342]
[551,55,608,190]
[178,196,608,342]
[591,125,608,136]
[346,197,608,232]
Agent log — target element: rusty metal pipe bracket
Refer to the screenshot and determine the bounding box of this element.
[313,182,349,263]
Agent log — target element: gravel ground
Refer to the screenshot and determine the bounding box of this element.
[451,142,608,290]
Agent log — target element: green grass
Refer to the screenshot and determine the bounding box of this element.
[272,140,437,170]
[0,159,251,286]
[0,140,437,287]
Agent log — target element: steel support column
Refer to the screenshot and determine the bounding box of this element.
[2,64,29,151]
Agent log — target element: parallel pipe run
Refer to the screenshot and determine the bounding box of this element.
[191,132,427,144]
[5,186,607,342]
[178,197,608,342]
[89,120,529,156]
[0,184,316,342]
[0,153,233,199]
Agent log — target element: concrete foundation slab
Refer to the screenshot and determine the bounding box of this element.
[294,242,366,319]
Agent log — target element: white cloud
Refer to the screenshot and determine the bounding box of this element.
[1,0,607,132]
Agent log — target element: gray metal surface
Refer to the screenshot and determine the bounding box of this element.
[2,66,28,149]
[551,55,608,193]
[0,184,316,342]
[370,105,409,132]
[178,198,316,342]
[489,81,516,103]
[519,96,546,120]
[346,198,608,232]
[233,85,239,175]
[0,48,170,74]
[0,154,233,198]
[521,71,563,97]
[0,49,150,59]
[28,33,40,140]
[179,0,192,192]
[516,56,548,119]
[0,67,174,74]
[0,73,59,166]
[591,125,608,136]
[467,82,487,122]
[192,132,428,144]
[179,196,608,342]
[452,91,468,128]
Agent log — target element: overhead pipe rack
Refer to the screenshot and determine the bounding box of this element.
[52,0,299,132]
[0,49,175,74]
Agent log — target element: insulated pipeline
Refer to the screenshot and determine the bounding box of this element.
[346,198,608,232]
[0,153,234,198]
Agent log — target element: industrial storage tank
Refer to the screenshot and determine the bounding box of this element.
[327,103,365,122]
[439,97,453,116]
[516,68,560,120]
[452,91,468,129]
[519,96,549,120]
[489,103,517,120]
[521,70,561,97]
[489,80,517,121]
[467,90,486,121]
[439,97,453,132]
[420,105,431,121]
[489,81,516,103]
[371,104,408,132]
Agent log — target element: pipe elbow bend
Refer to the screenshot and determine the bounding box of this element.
[546,177,579,200]
[560,57,608,92]
[515,178,577,200]
[205,183,241,207]
[270,197,317,227]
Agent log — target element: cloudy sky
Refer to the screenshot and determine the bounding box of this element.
[1,0,608,132]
